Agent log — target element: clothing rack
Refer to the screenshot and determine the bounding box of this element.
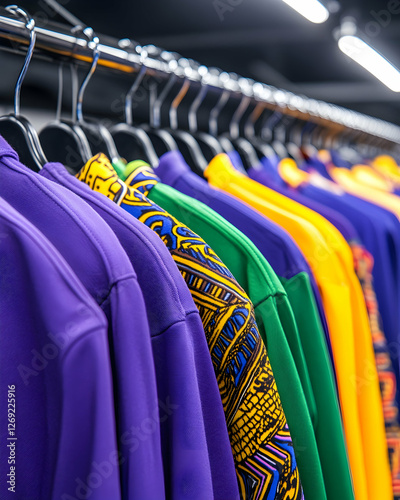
[0,8,400,146]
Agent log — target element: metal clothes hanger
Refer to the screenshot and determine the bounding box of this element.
[259,108,288,159]
[309,119,327,150]
[165,73,209,174]
[144,56,208,174]
[39,26,98,171]
[336,128,364,166]
[215,73,244,156]
[209,87,236,155]
[243,89,277,161]
[226,87,261,170]
[186,64,224,161]
[40,1,117,167]
[0,6,48,172]
[110,43,159,166]
[283,124,303,163]
[284,117,307,164]
[143,88,179,156]
[142,71,180,156]
[207,71,258,168]
[72,33,121,163]
[299,120,318,158]
[280,95,311,164]
[264,92,301,160]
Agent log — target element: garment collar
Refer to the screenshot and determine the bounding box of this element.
[156,150,190,187]
[0,135,21,161]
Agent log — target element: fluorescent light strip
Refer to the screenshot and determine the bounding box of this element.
[281,0,329,24]
[338,35,400,92]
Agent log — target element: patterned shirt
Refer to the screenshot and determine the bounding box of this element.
[352,243,400,499]
[77,154,304,500]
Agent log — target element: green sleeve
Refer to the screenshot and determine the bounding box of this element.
[273,290,318,426]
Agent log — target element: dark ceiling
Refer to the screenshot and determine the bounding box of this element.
[2,0,400,126]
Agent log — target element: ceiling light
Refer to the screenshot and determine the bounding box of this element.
[281,0,330,23]
[338,35,400,92]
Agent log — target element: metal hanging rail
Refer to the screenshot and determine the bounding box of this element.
[0,8,399,145]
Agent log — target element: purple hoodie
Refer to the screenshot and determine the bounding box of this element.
[0,137,164,500]
[0,196,121,500]
[40,161,237,500]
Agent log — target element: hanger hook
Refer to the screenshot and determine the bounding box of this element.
[152,73,177,129]
[260,110,283,142]
[300,121,317,146]
[259,89,289,142]
[169,76,190,130]
[209,89,230,136]
[76,27,100,123]
[229,95,251,139]
[244,103,264,138]
[244,84,274,139]
[5,6,36,117]
[229,79,252,139]
[124,43,147,125]
[310,122,324,148]
[188,71,208,133]
[56,62,64,122]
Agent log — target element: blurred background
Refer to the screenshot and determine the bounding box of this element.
[1,0,399,126]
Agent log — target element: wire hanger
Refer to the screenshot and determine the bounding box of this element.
[70,30,121,163]
[209,86,235,155]
[209,89,229,137]
[222,78,261,169]
[186,63,224,160]
[164,67,209,174]
[243,93,281,161]
[145,54,208,173]
[142,61,180,155]
[213,72,238,155]
[143,49,188,155]
[259,105,288,159]
[39,26,100,171]
[142,80,179,156]
[0,5,48,171]
[110,43,159,167]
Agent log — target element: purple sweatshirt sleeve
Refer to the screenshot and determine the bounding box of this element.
[0,196,121,500]
[0,136,165,500]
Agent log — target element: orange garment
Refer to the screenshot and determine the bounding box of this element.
[206,153,392,500]
[373,155,400,185]
[350,164,394,193]
[330,167,400,221]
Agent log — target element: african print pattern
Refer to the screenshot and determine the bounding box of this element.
[352,242,400,499]
[77,154,304,500]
